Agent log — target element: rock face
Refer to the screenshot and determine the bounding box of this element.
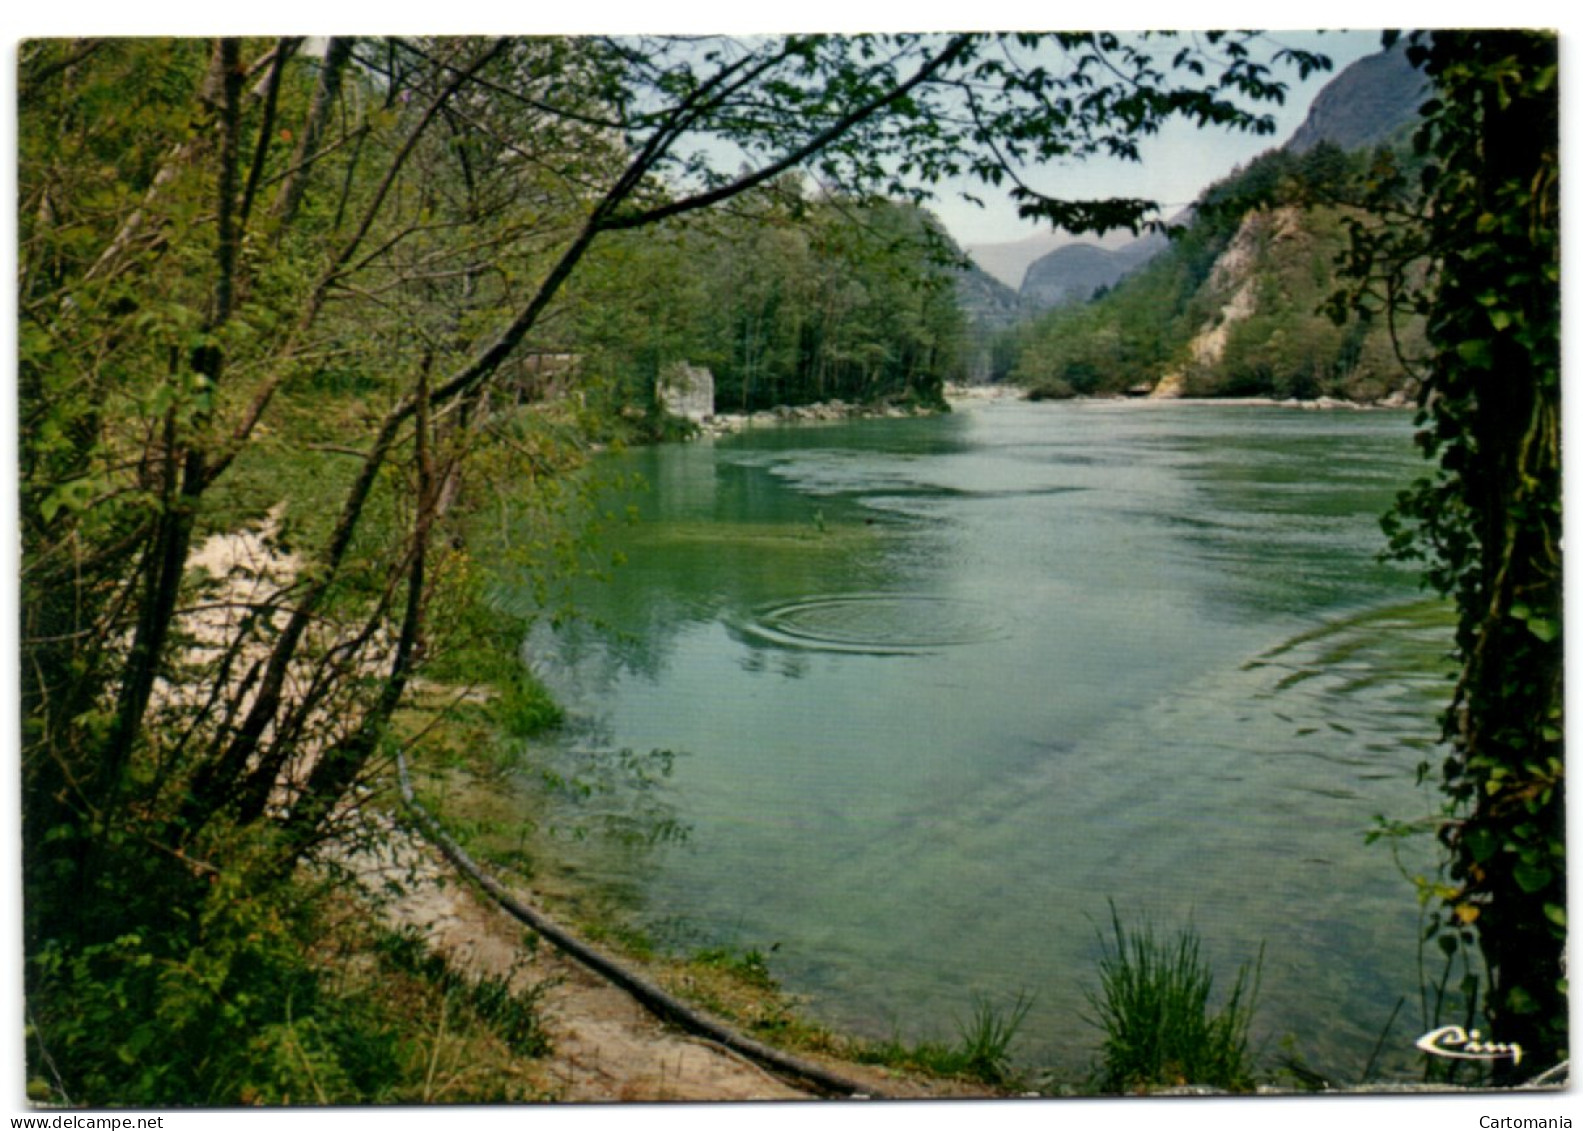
[1012,46,1424,321]
[658,362,714,422]
[1150,206,1303,398]
[954,260,1032,382]
[1286,42,1429,154]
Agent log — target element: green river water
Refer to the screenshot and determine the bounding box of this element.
[500,399,1452,1082]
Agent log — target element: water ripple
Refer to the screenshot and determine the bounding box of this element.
[735,593,1008,655]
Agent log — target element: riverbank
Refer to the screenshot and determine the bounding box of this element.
[665,383,1406,444]
[682,383,1020,439]
[968,380,1413,411]
[690,396,945,438]
[178,503,1013,1101]
[370,758,1007,1101]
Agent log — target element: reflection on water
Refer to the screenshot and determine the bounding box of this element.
[498,401,1452,1082]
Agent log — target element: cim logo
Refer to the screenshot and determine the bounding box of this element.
[1415,1024,1523,1066]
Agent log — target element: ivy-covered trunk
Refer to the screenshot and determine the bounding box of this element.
[1397,31,1563,1077]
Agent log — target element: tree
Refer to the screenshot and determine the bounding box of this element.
[555,184,968,417]
[1337,31,1563,1076]
[19,33,1329,1100]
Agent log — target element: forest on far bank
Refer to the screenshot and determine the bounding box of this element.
[986,141,1427,403]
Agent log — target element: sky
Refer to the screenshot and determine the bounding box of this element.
[0,18,1446,253]
[929,30,1384,247]
[4,16,1385,254]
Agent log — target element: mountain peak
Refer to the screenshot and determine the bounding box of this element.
[1285,42,1429,154]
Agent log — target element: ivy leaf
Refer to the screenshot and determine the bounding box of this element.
[1525,617,1559,643]
[39,476,103,523]
[1464,825,1499,863]
[1455,339,1494,367]
[1513,861,1553,894]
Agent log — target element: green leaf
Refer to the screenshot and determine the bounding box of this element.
[1512,861,1553,894]
[1455,339,1494,367]
[1505,985,1540,1015]
[1526,617,1559,643]
[1464,825,1499,863]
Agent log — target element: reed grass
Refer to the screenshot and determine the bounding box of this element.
[1085,904,1262,1093]
[856,991,1033,1087]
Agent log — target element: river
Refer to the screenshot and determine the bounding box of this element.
[498,398,1451,1082]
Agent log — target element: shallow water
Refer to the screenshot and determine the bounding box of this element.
[502,400,1452,1082]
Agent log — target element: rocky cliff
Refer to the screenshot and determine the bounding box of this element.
[1286,41,1428,154]
[1012,43,1426,319]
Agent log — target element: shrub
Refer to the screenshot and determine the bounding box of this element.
[1085,904,1262,1093]
[955,991,1035,1085]
[855,991,1033,1087]
[1024,376,1077,401]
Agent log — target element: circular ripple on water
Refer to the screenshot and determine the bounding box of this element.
[740,593,1007,654]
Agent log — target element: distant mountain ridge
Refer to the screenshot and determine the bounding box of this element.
[1002,43,1427,316]
[1008,44,1434,402]
[1286,41,1428,154]
[955,259,1027,330]
[963,232,1069,290]
[953,258,1029,381]
[1018,232,1168,309]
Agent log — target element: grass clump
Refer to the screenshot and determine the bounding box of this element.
[1086,904,1262,1093]
[956,991,1036,1085]
[855,991,1033,1087]
[659,942,831,1047]
[372,925,552,1061]
[692,945,778,991]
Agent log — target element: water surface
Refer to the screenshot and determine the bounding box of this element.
[505,400,1450,1081]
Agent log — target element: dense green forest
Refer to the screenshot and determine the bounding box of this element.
[1007,141,1426,401]
[563,190,967,416]
[16,31,1562,1102]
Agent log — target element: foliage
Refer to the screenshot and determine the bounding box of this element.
[692,945,779,991]
[1084,906,1262,1093]
[26,837,342,1105]
[1367,815,1489,1084]
[560,187,971,415]
[1010,142,1420,400]
[371,926,552,1060]
[1333,31,1563,1076]
[854,992,1034,1087]
[23,835,551,1105]
[17,33,1328,1100]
